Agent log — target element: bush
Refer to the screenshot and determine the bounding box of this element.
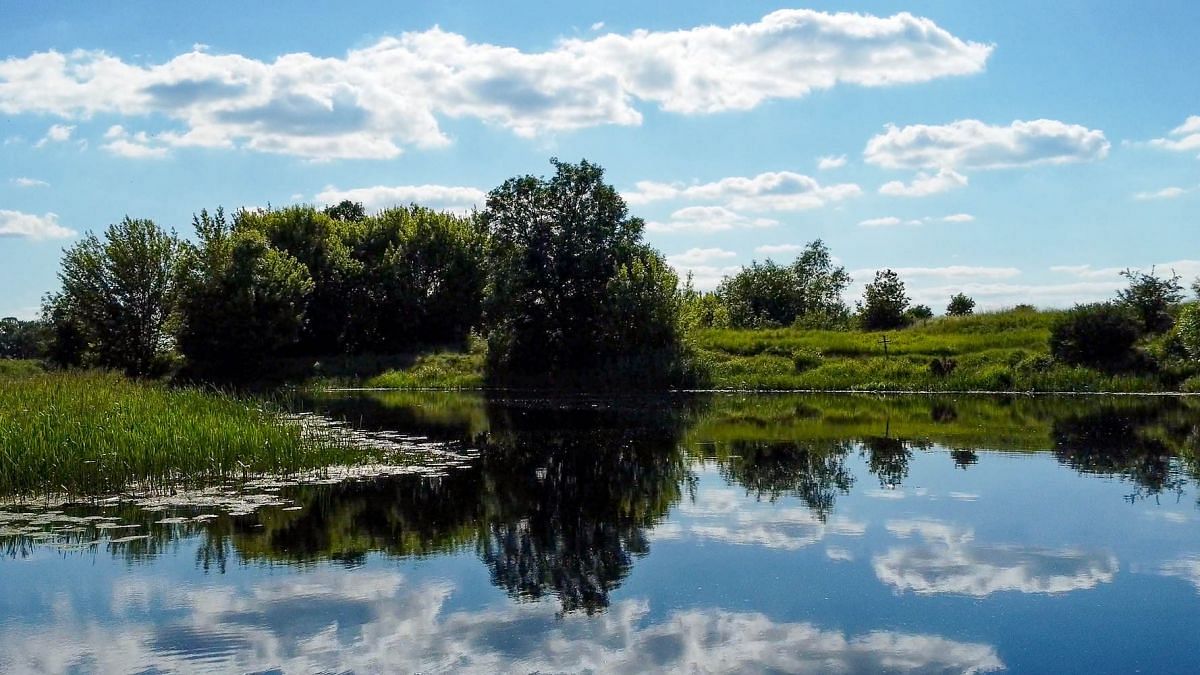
[1049,302,1141,370]
[906,305,934,323]
[718,240,851,329]
[1173,303,1200,360]
[928,357,958,377]
[1118,267,1182,334]
[946,293,976,316]
[792,349,822,372]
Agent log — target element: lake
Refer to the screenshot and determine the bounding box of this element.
[3,392,1200,673]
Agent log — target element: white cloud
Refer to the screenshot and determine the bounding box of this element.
[942,213,974,222]
[859,216,903,227]
[1133,186,1192,200]
[666,247,737,266]
[590,21,605,31]
[817,154,847,170]
[1051,259,1200,282]
[1148,115,1200,154]
[11,177,49,188]
[854,265,1022,280]
[676,488,867,551]
[646,205,778,233]
[101,125,170,158]
[879,167,968,196]
[755,243,807,256]
[315,184,486,213]
[0,210,76,239]
[33,123,74,147]
[0,11,990,160]
[0,570,1005,674]
[1161,556,1200,592]
[630,171,861,212]
[865,119,1110,170]
[875,519,1118,597]
[674,264,742,291]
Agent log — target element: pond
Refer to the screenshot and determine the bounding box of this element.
[3,392,1200,673]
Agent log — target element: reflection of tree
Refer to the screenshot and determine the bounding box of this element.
[861,436,912,488]
[717,440,854,521]
[1051,404,1190,499]
[951,450,979,469]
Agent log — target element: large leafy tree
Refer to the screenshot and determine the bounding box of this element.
[176,208,313,369]
[1118,267,1182,334]
[717,240,851,328]
[858,269,910,331]
[50,217,182,375]
[483,158,691,385]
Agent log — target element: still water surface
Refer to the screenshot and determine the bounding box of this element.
[3,392,1200,673]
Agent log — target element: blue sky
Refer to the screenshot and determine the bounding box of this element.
[2,0,1198,318]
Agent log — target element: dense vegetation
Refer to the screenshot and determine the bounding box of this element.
[6,157,1200,391]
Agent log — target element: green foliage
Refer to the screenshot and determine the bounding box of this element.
[0,370,352,496]
[481,158,693,387]
[1050,302,1142,370]
[323,199,367,223]
[928,357,958,377]
[176,208,314,370]
[946,293,976,316]
[1173,303,1200,360]
[346,206,486,352]
[679,275,731,330]
[0,317,48,359]
[858,269,910,331]
[1118,267,1183,333]
[717,240,851,329]
[905,304,934,323]
[51,217,183,376]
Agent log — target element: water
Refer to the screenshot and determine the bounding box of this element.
[3,392,1200,673]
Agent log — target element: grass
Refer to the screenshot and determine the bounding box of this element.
[359,309,1168,392]
[0,370,357,496]
[0,359,44,378]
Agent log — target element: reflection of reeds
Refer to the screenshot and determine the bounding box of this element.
[0,371,412,496]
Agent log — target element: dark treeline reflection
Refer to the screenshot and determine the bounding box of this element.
[6,393,1200,612]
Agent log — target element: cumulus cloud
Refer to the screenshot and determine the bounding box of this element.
[942,213,975,222]
[629,171,861,212]
[670,488,867,551]
[33,123,74,147]
[0,11,990,159]
[101,124,170,158]
[645,205,778,233]
[1133,186,1192,200]
[875,519,1118,597]
[878,168,967,196]
[0,210,76,239]
[865,119,1110,170]
[859,216,904,227]
[852,265,1021,280]
[666,247,737,266]
[817,154,847,170]
[755,243,808,256]
[11,177,49,188]
[1148,115,1200,155]
[0,570,1005,674]
[315,184,486,213]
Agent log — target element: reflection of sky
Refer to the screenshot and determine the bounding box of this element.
[4,448,1200,672]
[0,570,1005,674]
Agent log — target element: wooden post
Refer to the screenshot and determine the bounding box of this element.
[879,334,891,358]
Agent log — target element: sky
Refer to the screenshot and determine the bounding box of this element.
[1,0,1198,318]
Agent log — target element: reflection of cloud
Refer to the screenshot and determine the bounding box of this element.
[1161,556,1200,592]
[678,488,865,550]
[827,546,855,562]
[0,570,1004,673]
[875,520,1117,597]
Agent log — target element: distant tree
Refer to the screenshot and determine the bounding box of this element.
[717,240,851,328]
[679,274,731,329]
[1050,302,1141,370]
[1118,267,1182,334]
[482,158,693,385]
[52,217,182,375]
[1173,303,1200,361]
[905,304,934,323]
[858,269,910,331]
[323,200,367,222]
[946,293,976,316]
[0,317,49,359]
[176,208,314,369]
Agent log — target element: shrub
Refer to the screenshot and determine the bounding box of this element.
[946,293,976,316]
[1118,267,1182,334]
[718,240,851,328]
[1049,302,1141,370]
[928,357,958,377]
[792,349,822,372]
[906,305,934,323]
[1174,303,1200,360]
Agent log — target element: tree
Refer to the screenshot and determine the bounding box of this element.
[482,158,693,385]
[946,293,976,316]
[1173,303,1200,360]
[905,304,934,323]
[1118,267,1182,334]
[345,206,486,351]
[858,269,910,331]
[324,200,367,223]
[1049,302,1141,370]
[176,208,313,369]
[716,240,851,328]
[0,317,49,359]
[53,217,182,375]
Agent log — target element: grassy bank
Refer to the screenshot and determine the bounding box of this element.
[359,309,1165,392]
[0,370,354,496]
